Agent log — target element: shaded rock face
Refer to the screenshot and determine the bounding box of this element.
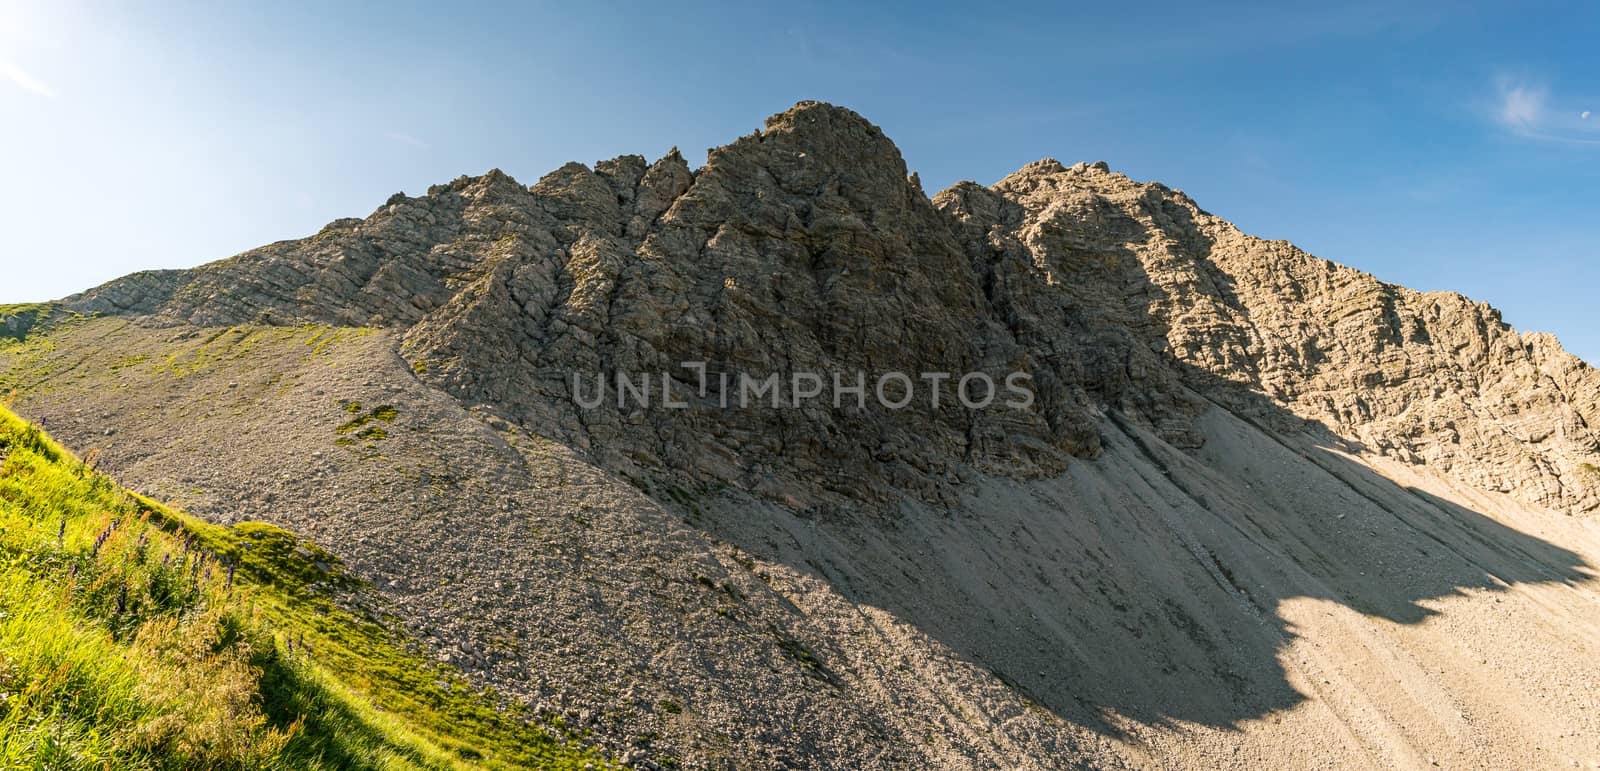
[63,101,1600,516]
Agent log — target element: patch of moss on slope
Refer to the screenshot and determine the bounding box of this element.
[0,304,55,343]
[0,404,612,770]
[336,403,400,447]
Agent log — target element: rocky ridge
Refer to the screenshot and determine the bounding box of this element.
[63,101,1600,517]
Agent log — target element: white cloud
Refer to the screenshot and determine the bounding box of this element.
[1584,111,1593,120]
[1497,81,1545,127]
[0,57,53,97]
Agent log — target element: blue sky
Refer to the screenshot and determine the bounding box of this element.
[2,1,1596,362]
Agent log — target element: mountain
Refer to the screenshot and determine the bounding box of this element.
[5,101,1599,769]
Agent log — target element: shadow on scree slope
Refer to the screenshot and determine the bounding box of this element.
[672,393,1594,740]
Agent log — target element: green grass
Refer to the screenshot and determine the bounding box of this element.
[0,404,610,769]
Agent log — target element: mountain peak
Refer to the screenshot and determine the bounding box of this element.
[739,100,905,175]
[762,99,877,132]
[46,103,1600,517]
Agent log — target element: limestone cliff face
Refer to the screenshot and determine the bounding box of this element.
[63,101,1600,516]
[939,158,1600,515]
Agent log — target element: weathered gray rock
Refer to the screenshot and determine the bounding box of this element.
[61,101,1598,516]
[945,158,1600,514]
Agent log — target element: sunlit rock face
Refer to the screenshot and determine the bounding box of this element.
[65,101,1600,516]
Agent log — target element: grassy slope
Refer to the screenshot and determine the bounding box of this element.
[0,402,609,769]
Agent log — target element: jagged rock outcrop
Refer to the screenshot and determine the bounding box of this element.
[62,101,1599,516]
